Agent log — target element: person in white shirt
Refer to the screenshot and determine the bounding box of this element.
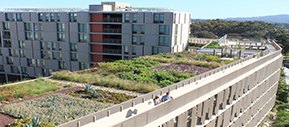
[153,95,161,105]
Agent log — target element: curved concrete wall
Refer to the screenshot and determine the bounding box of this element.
[58,41,282,127]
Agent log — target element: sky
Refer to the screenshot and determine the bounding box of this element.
[0,0,289,19]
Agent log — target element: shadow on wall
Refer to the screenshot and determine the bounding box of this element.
[126,109,138,118]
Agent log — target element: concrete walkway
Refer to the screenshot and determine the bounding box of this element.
[282,67,289,84]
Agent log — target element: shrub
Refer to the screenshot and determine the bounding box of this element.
[108,74,117,79]
[66,83,75,88]
[158,80,174,87]
[117,72,135,80]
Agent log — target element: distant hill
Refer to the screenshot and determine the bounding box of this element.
[223,14,289,23]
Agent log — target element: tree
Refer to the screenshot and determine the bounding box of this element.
[193,31,217,39]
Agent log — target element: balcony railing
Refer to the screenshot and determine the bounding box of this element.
[103,49,122,54]
[103,18,122,23]
[103,59,118,62]
[103,28,121,33]
[3,35,10,39]
[103,39,121,44]
[4,44,11,48]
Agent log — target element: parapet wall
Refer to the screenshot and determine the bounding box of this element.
[58,41,282,127]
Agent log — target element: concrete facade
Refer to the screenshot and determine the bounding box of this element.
[0,2,191,83]
[57,40,282,127]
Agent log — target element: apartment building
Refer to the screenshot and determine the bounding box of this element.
[0,2,191,83]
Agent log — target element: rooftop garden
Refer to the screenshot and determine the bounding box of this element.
[204,41,245,49]
[52,51,238,93]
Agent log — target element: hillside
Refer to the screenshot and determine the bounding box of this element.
[223,14,289,23]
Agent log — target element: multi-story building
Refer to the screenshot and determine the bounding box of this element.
[0,2,191,83]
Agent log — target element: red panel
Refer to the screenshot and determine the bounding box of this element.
[90,24,103,32]
[90,13,103,22]
[91,54,103,62]
[90,44,103,52]
[90,34,103,42]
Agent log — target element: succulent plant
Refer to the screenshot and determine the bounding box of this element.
[91,91,102,98]
[84,84,91,92]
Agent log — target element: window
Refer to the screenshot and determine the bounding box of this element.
[132,25,137,33]
[152,47,162,54]
[9,49,18,57]
[5,13,10,21]
[174,13,176,23]
[141,25,145,34]
[34,23,38,31]
[132,36,137,44]
[11,13,15,21]
[59,61,66,69]
[3,40,12,47]
[154,13,164,23]
[78,23,87,32]
[11,66,20,73]
[25,32,33,40]
[175,25,178,34]
[140,36,145,45]
[0,49,2,55]
[0,65,4,72]
[7,57,13,64]
[58,43,62,50]
[27,58,35,66]
[47,42,51,50]
[40,42,45,49]
[45,13,49,21]
[71,53,78,61]
[159,36,170,46]
[37,59,45,67]
[47,51,51,58]
[41,51,46,58]
[25,23,32,31]
[52,42,57,50]
[57,23,65,32]
[175,36,178,45]
[79,34,87,42]
[39,23,43,31]
[3,22,10,30]
[21,67,27,74]
[125,14,129,22]
[57,14,60,21]
[16,13,23,21]
[34,32,39,40]
[39,13,43,21]
[52,52,61,59]
[3,31,11,39]
[50,13,55,21]
[70,43,78,51]
[19,50,26,57]
[57,33,65,41]
[124,46,129,54]
[132,46,136,55]
[80,63,89,70]
[159,25,170,35]
[69,13,77,22]
[133,14,137,23]
[40,32,43,40]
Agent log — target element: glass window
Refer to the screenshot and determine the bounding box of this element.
[11,66,20,73]
[58,43,62,50]
[21,67,27,73]
[0,49,2,56]
[124,46,129,54]
[3,40,11,48]
[132,46,136,55]
[0,65,4,72]
[159,25,164,33]
[11,13,15,21]
[125,14,129,22]
[47,42,51,50]
[52,42,57,50]
[132,36,137,44]
[34,23,38,31]
[57,14,60,21]
[79,33,87,42]
[154,13,164,23]
[5,13,10,21]
[25,32,33,40]
[57,33,65,41]
[16,13,23,21]
[132,25,137,33]
[34,32,39,40]
[69,13,77,22]
[45,13,49,21]
[140,36,145,45]
[50,13,55,21]
[47,51,51,58]
[3,22,10,30]
[160,14,164,21]
[164,37,169,46]
[27,58,35,66]
[80,63,89,70]
[70,43,78,51]
[7,57,13,64]
[175,25,178,34]
[154,14,159,21]
[40,42,44,49]
[41,51,46,58]
[19,41,25,48]
[19,50,26,57]
[57,23,65,32]
[71,53,78,61]
[133,14,137,22]
[78,23,87,32]
[39,13,43,21]
[25,23,32,31]
[39,23,43,31]
[59,61,66,69]
[40,32,43,40]
[165,26,170,35]
[141,25,145,33]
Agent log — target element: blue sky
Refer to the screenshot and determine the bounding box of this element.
[0,0,288,19]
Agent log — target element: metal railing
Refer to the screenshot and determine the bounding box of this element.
[103,39,121,44]
[103,18,122,23]
[103,49,122,54]
[103,28,121,33]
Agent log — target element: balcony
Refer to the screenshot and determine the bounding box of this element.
[3,35,10,39]
[103,28,121,33]
[103,55,121,62]
[4,44,11,48]
[103,18,122,23]
[103,39,121,44]
[103,49,122,54]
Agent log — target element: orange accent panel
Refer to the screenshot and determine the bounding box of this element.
[90,34,103,42]
[90,24,103,32]
[90,13,103,22]
[91,54,103,62]
[90,44,103,52]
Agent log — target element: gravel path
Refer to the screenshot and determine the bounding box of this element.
[48,78,143,97]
